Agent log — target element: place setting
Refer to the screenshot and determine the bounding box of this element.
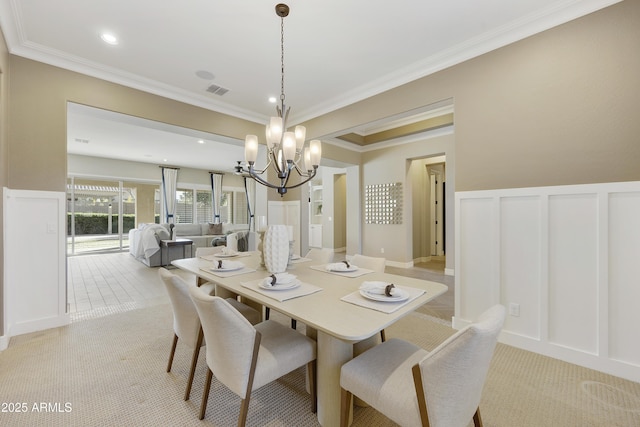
[310,260,374,278]
[242,272,323,302]
[199,259,256,277]
[340,281,425,313]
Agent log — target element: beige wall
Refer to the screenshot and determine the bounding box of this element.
[0,24,8,336]
[361,132,454,263]
[333,173,347,249]
[306,1,640,191]
[7,56,267,192]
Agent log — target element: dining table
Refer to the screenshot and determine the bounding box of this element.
[172,252,448,427]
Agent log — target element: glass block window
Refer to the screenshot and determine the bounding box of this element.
[365,182,403,224]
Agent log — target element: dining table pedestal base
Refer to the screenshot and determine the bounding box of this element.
[316,331,354,427]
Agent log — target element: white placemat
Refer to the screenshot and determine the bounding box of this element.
[309,264,375,278]
[199,252,253,261]
[340,286,425,313]
[199,267,256,278]
[288,257,312,264]
[241,279,323,302]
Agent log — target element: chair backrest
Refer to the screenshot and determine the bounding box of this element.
[226,233,239,252]
[158,267,202,349]
[188,286,259,399]
[305,248,334,264]
[414,304,505,427]
[351,254,386,273]
[195,246,225,258]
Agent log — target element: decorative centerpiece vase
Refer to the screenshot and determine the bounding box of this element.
[263,225,290,273]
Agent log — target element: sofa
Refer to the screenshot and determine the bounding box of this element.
[128,222,247,267]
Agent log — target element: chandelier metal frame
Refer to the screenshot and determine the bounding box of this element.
[235,3,321,196]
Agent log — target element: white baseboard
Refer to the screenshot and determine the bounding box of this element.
[0,335,8,351]
[444,268,455,276]
[387,260,414,268]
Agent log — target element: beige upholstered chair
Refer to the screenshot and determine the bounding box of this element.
[340,304,506,427]
[305,248,334,264]
[188,287,317,425]
[351,254,386,273]
[351,254,387,341]
[226,231,257,252]
[158,268,260,401]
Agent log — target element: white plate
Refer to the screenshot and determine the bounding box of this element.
[259,280,301,291]
[359,288,409,302]
[210,261,244,272]
[329,265,358,273]
[215,253,238,258]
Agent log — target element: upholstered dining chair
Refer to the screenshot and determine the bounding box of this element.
[340,304,506,427]
[351,254,388,341]
[188,287,317,425]
[226,231,258,252]
[305,248,334,264]
[158,268,260,401]
[351,254,386,273]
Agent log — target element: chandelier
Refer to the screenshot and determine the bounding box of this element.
[235,3,321,196]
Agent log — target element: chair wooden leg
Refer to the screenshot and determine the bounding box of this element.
[167,334,178,372]
[184,327,204,401]
[473,407,483,427]
[238,396,251,427]
[380,329,386,342]
[238,333,261,427]
[340,387,353,427]
[264,306,270,320]
[199,369,213,420]
[291,319,297,329]
[307,360,317,413]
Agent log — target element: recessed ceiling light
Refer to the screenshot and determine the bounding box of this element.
[101,33,119,45]
[163,159,168,162]
[197,139,205,144]
[268,96,277,103]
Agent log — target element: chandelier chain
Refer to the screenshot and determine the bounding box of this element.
[280,15,285,104]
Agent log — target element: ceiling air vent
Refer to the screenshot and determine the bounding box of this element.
[206,84,229,96]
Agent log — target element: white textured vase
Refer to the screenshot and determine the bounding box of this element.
[263,225,290,273]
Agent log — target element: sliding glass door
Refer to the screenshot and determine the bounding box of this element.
[66,177,136,255]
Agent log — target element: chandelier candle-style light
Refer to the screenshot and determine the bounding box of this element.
[236,3,321,196]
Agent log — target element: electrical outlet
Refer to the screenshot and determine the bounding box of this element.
[380,248,385,254]
[509,303,520,317]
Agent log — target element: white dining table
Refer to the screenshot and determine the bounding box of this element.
[172,252,448,426]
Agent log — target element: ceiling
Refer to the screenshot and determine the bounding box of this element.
[0,0,619,171]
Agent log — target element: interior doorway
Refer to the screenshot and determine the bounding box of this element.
[427,165,445,256]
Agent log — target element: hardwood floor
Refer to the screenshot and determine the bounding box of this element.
[67,251,454,322]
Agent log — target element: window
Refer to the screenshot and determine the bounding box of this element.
[175,189,193,223]
[196,190,213,223]
[154,187,247,224]
[220,190,248,225]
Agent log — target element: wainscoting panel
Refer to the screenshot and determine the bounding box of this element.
[455,181,640,382]
[457,198,497,321]
[608,191,640,366]
[3,188,69,339]
[548,193,599,354]
[500,196,541,340]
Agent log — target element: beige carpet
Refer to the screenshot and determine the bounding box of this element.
[1,305,639,426]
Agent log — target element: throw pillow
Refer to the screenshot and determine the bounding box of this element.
[208,223,223,235]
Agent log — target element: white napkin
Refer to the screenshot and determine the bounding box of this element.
[326,261,356,271]
[219,247,238,256]
[212,260,243,270]
[360,281,400,296]
[261,273,297,288]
